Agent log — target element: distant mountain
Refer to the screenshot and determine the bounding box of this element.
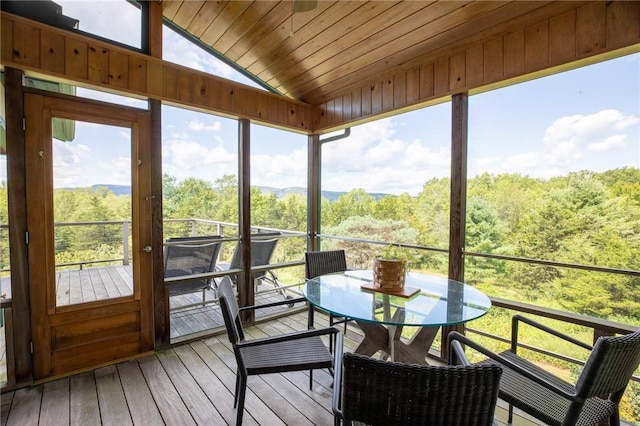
[257,186,391,201]
[90,184,131,196]
[80,184,390,201]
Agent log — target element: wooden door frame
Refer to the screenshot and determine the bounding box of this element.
[24,89,154,380]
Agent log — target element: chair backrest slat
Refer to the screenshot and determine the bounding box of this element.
[575,328,640,400]
[305,249,347,279]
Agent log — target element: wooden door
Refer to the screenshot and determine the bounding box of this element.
[24,91,154,380]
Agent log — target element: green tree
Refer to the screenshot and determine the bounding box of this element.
[323,216,418,269]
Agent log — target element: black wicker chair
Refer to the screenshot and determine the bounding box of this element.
[305,250,349,341]
[217,276,339,426]
[332,337,503,426]
[163,235,223,303]
[448,315,640,426]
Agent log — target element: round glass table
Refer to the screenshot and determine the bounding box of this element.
[304,269,491,363]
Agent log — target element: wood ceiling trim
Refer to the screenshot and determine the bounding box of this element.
[160,0,182,21]
[257,1,428,89]
[171,0,206,30]
[239,1,363,76]
[303,0,569,104]
[199,1,253,47]
[214,1,281,55]
[185,1,227,38]
[287,0,506,101]
[223,1,291,61]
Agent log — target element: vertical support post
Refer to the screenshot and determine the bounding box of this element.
[146,0,168,348]
[238,118,254,322]
[442,92,469,359]
[5,67,32,386]
[122,221,129,265]
[307,133,321,252]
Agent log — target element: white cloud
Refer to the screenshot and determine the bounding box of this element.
[251,148,308,188]
[53,140,92,187]
[320,118,451,195]
[472,109,638,178]
[98,156,131,185]
[188,119,222,132]
[588,134,627,151]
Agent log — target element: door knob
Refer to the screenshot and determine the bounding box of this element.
[143,246,152,253]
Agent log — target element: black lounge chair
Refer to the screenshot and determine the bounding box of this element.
[216,232,291,302]
[332,335,502,426]
[164,235,223,303]
[218,276,339,426]
[448,315,640,426]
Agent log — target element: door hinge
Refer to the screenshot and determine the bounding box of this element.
[30,341,34,354]
[25,231,29,244]
[23,117,26,131]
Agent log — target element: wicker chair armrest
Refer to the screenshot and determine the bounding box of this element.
[511,314,593,353]
[236,326,338,348]
[238,296,306,312]
[332,332,345,421]
[448,331,576,400]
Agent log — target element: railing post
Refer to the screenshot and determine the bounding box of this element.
[191,220,197,236]
[122,221,129,265]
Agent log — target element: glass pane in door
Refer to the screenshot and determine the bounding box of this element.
[53,119,133,307]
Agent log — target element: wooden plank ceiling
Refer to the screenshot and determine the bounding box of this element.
[161,0,575,106]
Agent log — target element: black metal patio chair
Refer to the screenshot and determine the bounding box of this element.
[305,250,349,347]
[163,235,223,303]
[448,315,640,426]
[332,335,502,426]
[217,276,340,426]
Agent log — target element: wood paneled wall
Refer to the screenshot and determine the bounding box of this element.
[0,12,313,132]
[313,1,640,132]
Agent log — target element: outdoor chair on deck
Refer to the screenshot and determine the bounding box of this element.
[216,232,292,303]
[218,276,339,426]
[305,250,349,346]
[448,315,640,426]
[164,235,223,304]
[332,335,502,426]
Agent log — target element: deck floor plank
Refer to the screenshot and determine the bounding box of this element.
[137,352,196,426]
[40,378,70,426]
[156,348,225,425]
[69,371,100,426]
[172,344,237,424]
[96,267,117,300]
[0,391,13,426]
[199,337,283,426]
[116,359,164,426]
[5,386,42,426]
[94,365,133,426]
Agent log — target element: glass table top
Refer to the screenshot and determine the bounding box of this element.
[303,270,491,327]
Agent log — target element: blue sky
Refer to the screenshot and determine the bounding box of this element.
[16,1,639,197]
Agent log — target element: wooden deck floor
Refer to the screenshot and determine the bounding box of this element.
[1,309,546,426]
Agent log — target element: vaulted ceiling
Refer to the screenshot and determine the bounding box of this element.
[160,1,590,105]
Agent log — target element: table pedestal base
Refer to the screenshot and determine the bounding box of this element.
[354,320,439,365]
